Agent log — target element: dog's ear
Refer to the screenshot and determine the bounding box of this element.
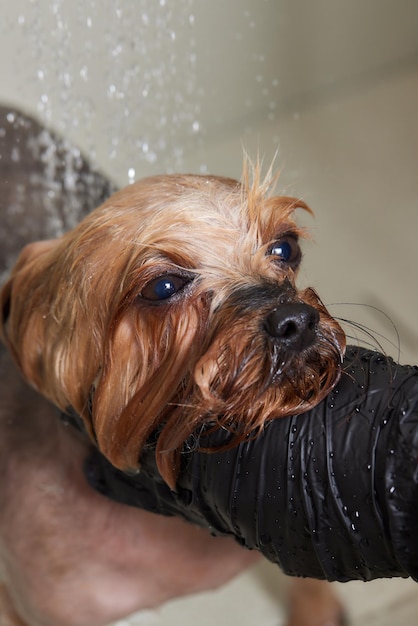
[1,242,36,348]
[0,239,58,369]
[0,232,107,435]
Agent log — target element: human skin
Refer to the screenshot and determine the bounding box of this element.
[0,348,346,626]
[0,350,260,626]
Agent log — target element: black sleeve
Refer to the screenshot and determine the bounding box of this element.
[85,346,418,582]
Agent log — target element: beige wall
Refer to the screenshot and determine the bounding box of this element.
[1,0,417,184]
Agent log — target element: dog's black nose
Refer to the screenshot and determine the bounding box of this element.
[264,303,320,351]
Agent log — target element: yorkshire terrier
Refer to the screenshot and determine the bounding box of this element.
[0,163,347,625]
[1,165,345,484]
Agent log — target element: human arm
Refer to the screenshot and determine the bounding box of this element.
[85,346,418,582]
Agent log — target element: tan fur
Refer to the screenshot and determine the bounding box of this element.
[0,164,345,488]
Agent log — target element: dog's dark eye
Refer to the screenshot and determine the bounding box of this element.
[269,235,301,267]
[141,274,191,301]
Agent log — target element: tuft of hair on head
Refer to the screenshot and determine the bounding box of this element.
[239,151,313,246]
[240,150,281,217]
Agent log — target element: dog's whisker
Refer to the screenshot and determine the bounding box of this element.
[336,317,400,357]
[327,301,401,361]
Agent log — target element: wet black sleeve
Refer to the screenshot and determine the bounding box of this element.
[85,346,418,582]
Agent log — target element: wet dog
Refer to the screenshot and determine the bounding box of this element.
[1,166,345,487]
[0,145,346,625]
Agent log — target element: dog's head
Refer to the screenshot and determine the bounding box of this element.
[0,167,345,487]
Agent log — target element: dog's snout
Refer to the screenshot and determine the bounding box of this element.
[264,303,319,351]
